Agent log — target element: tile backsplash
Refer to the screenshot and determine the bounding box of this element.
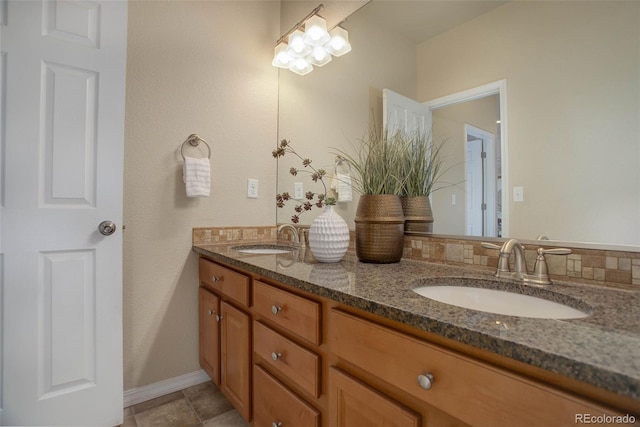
[404,235,640,291]
[193,227,640,291]
[193,226,277,244]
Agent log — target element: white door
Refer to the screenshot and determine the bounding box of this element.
[466,139,484,236]
[383,89,432,138]
[465,125,497,237]
[2,1,127,425]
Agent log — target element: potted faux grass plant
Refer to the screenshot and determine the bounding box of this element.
[398,130,446,233]
[334,127,407,263]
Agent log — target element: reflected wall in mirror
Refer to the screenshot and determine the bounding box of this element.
[277,0,640,248]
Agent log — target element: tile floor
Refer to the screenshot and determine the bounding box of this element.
[119,381,249,427]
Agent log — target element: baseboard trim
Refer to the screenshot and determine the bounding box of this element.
[123,369,211,408]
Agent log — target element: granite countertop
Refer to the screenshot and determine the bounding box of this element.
[193,242,640,402]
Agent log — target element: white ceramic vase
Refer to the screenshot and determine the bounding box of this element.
[309,205,350,263]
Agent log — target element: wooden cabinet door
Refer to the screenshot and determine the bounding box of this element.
[329,367,420,427]
[253,365,320,427]
[221,301,251,422]
[199,288,220,385]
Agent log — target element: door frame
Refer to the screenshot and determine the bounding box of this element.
[423,79,509,237]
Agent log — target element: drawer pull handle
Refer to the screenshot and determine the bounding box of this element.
[207,310,215,316]
[271,352,282,362]
[271,305,282,315]
[417,373,434,390]
[215,314,223,322]
[272,422,282,427]
[211,276,222,282]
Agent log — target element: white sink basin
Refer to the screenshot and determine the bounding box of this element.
[232,245,294,255]
[412,285,590,319]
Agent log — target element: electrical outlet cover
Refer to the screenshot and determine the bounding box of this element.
[247,179,259,198]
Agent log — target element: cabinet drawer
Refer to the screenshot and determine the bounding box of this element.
[253,365,320,427]
[329,367,420,427]
[199,258,250,306]
[254,321,320,398]
[330,309,613,427]
[253,280,320,345]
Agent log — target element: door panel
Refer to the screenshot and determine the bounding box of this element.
[220,301,251,421]
[383,88,432,138]
[41,61,98,206]
[1,1,127,425]
[199,288,221,385]
[40,250,97,397]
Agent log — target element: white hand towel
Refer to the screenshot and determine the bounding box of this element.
[335,172,352,202]
[183,156,210,197]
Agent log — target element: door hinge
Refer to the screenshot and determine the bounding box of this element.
[481,203,487,210]
[481,151,487,159]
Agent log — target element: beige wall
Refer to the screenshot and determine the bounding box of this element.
[277,3,416,227]
[417,1,640,245]
[124,0,279,390]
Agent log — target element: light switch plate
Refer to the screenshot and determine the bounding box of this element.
[294,182,304,199]
[513,186,524,202]
[247,178,259,198]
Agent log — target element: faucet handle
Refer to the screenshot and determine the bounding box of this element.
[482,242,512,274]
[537,247,572,256]
[530,247,572,285]
[481,242,502,250]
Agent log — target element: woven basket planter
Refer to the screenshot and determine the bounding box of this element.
[354,194,405,263]
[401,196,434,233]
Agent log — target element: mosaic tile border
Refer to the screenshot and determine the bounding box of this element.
[192,226,277,245]
[193,227,640,290]
[404,235,640,291]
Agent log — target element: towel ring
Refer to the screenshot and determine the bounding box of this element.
[181,134,211,160]
[335,155,352,175]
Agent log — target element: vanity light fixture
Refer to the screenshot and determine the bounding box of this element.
[271,3,351,76]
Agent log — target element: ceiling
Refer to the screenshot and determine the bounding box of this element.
[357,0,509,44]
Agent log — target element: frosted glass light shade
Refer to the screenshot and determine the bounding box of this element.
[304,15,330,47]
[289,57,313,75]
[327,26,351,57]
[272,42,293,68]
[286,29,311,58]
[309,46,332,66]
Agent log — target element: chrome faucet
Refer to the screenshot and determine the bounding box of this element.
[484,238,527,281]
[277,224,300,245]
[482,239,572,285]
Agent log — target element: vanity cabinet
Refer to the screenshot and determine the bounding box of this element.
[197,255,630,427]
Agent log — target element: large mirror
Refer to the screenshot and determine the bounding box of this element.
[277,0,640,249]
